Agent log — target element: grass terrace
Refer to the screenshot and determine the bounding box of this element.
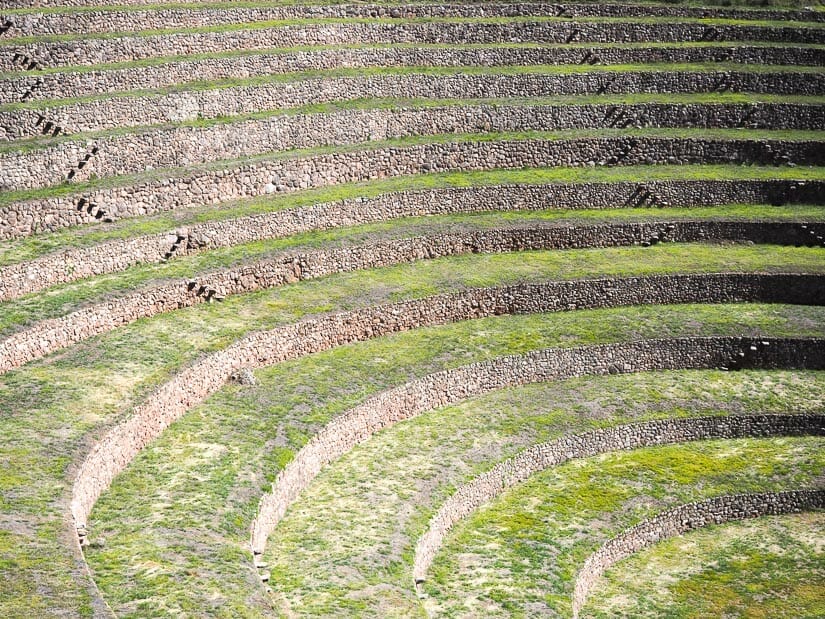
[0,0,822,616]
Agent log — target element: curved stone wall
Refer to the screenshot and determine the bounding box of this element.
[3,21,820,71]
[3,70,822,141]
[1,221,823,367]
[4,1,823,24]
[7,103,824,191]
[6,2,824,36]
[4,136,823,240]
[251,347,825,554]
[2,183,821,300]
[572,489,825,618]
[3,45,821,106]
[412,420,825,585]
[68,273,825,530]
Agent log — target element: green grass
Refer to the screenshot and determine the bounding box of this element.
[2,239,825,337]
[2,128,824,208]
[3,62,822,111]
[0,233,823,615]
[2,15,822,46]
[5,94,825,154]
[2,164,821,266]
[425,438,823,618]
[585,512,824,618]
[88,361,825,617]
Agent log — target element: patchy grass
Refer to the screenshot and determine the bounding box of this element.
[3,128,825,208]
[2,241,825,337]
[425,438,824,618]
[584,511,824,618]
[85,306,825,616]
[3,216,823,616]
[1,164,823,266]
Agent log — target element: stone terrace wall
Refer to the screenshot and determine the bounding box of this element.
[2,21,821,71]
[3,70,821,141]
[572,489,825,617]
[252,353,825,554]
[3,225,822,364]
[6,103,824,191]
[4,137,823,240]
[4,45,819,106]
[68,274,825,528]
[413,418,825,585]
[3,71,820,142]
[4,2,823,24]
[2,182,821,300]
[5,2,825,36]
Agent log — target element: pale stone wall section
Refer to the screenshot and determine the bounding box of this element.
[2,46,822,105]
[3,71,822,141]
[5,2,824,36]
[2,21,821,71]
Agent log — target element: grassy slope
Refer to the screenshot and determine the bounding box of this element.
[585,512,824,618]
[0,1,822,616]
[425,438,824,618]
[86,360,825,616]
[2,164,823,265]
[2,241,825,337]
[2,255,824,615]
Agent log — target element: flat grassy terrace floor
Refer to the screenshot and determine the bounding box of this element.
[2,220,825,336]
[87,360,825,617]
[424,437,823,618]
[584,512,824,618]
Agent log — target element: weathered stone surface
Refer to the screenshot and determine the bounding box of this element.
[67,273,825,529]
[571,489,825,617]
[3,70,822,140]
[5,103,824,190]
[3,137,823,240]
[3,20,821,71]
[3,46,822,105]
[5,3,823,36]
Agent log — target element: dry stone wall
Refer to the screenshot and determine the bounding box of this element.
[2,21,821,71]
[5,2,825,36]
[4,224,822,364]
[6,103,824,191]
[252,352,825,554]
[4,137,823,240]
[4,70,822,142]
[412,417,825,585]
[68,274,825,529]
[3,45,822,106]
[4,2,824,23]
[2,184,822,300]
[572,489,825,618]
[3,71,820,141]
